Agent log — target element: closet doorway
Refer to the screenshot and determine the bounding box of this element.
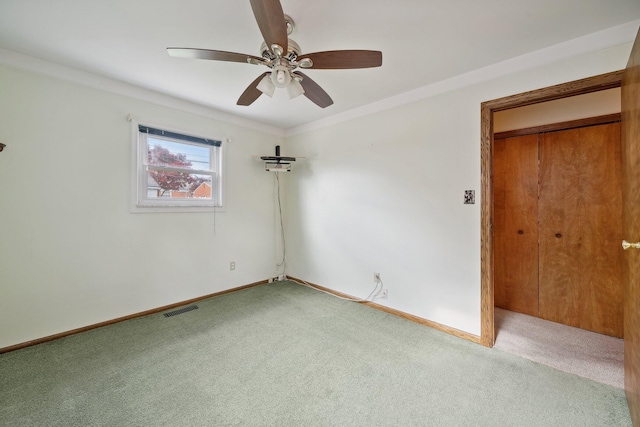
[479,70,625,347]
[493,117,623,338]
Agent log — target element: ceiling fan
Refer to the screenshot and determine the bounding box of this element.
[167,0,382,108]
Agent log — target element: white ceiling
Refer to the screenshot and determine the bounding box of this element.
[1,0,639,132]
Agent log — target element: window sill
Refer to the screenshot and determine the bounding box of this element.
[130,205,226,214]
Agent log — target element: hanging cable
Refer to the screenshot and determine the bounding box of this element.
[284,259,386,303]
[275,173,286,275]
[272,166,385,303]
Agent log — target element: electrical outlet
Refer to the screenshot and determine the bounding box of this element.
[374,272,381,283]
[230,261,236,271]
[379,289,388,299]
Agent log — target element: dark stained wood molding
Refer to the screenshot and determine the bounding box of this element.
[480,70,624,348]
[0,280,268,354]
[494,113,621,140]
[288,276,483,345]
[487,70,624,113]
[480,102,494,347]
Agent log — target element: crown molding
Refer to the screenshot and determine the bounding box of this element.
[0,48,285,137]
[285,19,640,137]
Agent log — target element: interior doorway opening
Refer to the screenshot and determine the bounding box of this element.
[480,70,626,387]
[479,70,624,348]
[493,111,623,337]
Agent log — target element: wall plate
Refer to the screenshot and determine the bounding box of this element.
[464,190,475,204]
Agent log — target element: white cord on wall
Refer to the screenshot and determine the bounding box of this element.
[213,204,216,235]
[275,173,286,276]
[273,172,386,303]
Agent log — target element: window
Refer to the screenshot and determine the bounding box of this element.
[133,122,223,211]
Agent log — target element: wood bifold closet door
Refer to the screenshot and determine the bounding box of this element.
[494,122,623,338]
[494,134,539,317]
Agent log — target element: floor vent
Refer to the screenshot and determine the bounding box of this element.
[163,305,199,318]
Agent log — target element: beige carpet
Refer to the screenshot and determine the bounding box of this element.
[494,308,624,389]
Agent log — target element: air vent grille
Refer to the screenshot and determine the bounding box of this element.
[163,305,198,318]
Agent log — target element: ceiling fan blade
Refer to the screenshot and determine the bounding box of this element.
[167,48,264,64]
[295,72,333,108]
[237,72,270,106]
[250,0,288,55]
[298,50,382,69]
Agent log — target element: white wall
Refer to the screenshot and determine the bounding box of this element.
[282,42,633,336]
[0,37,633,349]
[0,65,283,348]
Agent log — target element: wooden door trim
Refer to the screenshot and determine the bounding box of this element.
[480,70,624,347]
[494,113,621,139]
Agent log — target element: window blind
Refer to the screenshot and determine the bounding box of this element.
[138,125,221,147]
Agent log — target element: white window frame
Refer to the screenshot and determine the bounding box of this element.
[129,115,225,213]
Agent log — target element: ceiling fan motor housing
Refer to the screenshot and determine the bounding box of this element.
[260,38,301,62]
[167,2,381,108]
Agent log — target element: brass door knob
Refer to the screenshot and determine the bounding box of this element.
[622,240,640,250]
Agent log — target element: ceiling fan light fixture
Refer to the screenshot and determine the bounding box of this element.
[270,65,291,88]
[287,79,305,99]
[257,75,275,97]
[167,4,382,108]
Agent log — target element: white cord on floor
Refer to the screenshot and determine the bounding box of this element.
[284,259,386,303]
[272,166,385,303]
